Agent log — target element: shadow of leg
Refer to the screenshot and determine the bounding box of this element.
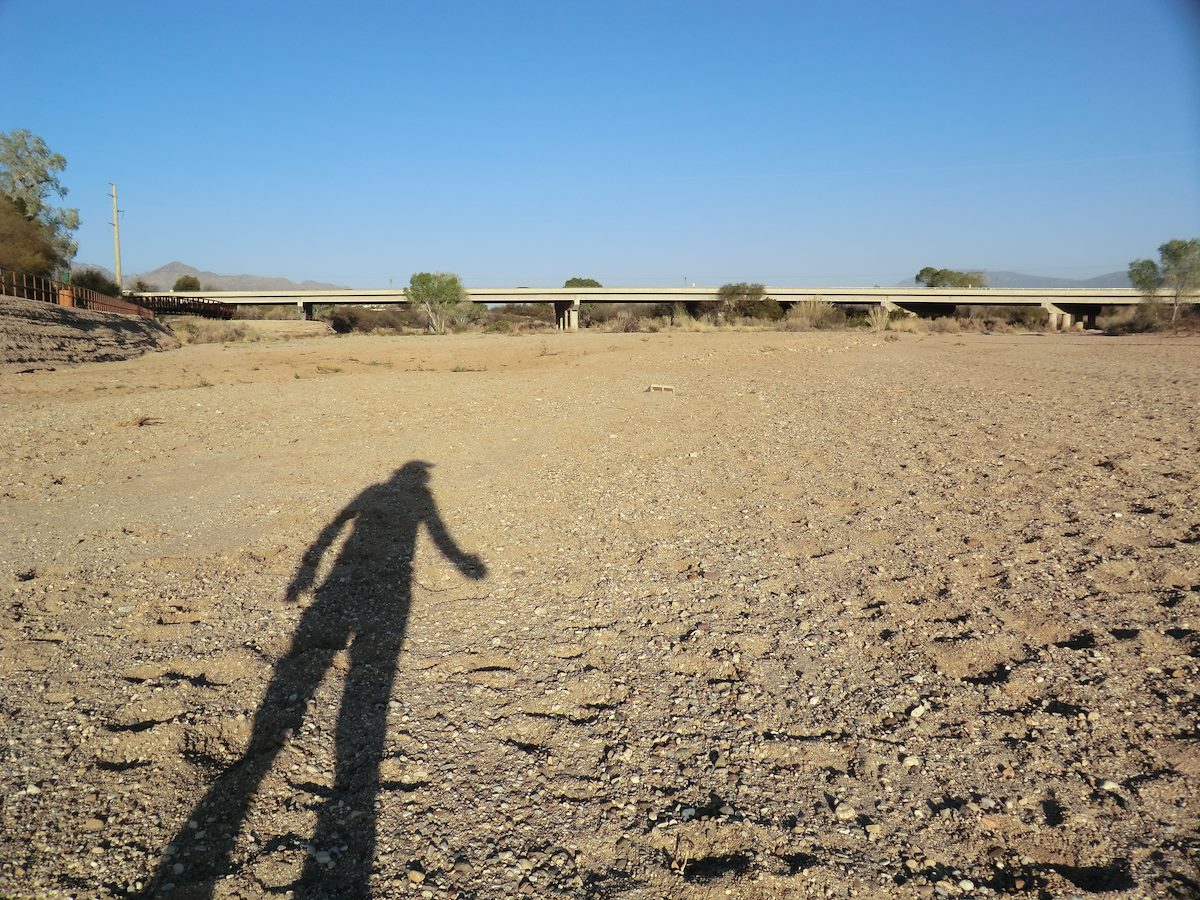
[298,632,403,898]
[152,643,339,896]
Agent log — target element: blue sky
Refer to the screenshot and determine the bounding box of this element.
[1,0,1197,287]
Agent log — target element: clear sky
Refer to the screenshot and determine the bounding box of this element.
[2,0,1197,287]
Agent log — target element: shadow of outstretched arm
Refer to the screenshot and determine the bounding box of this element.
[425,503,487,580]
[285,507,358,600]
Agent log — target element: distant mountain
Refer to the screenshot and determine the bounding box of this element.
[896,269,1131,289]
[981,270,1130,289]
[73,261,348,292]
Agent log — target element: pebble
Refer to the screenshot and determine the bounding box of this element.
[407,869,425,884]
[834,802,856,821]
[83,817,105,831]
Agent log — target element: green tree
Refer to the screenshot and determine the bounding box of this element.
[1128,238,1200,324]
[0,193,58,275]
[173,274,202,291]
[564,277,602,288]
[0,129,80,266]
[72,269,122,297]
[915,267,986,288]
[716,282,766,321]
[406,272,478,334]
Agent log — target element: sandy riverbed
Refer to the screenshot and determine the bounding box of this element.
[0,329,1196,898]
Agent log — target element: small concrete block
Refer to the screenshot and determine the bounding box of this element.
[646,384,675,393]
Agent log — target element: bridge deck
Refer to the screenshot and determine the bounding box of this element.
[132,286,1156,306]
[130,286,1185,332]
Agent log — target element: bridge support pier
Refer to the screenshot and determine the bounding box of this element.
[554,299,580,331]
[1042,302,1099,331]
[297,301,316,321]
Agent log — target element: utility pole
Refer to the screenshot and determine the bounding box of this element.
[109,183,123,291]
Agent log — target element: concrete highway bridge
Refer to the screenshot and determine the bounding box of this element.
[131,286,1164,331]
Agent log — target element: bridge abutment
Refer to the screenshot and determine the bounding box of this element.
[890,301,957,318]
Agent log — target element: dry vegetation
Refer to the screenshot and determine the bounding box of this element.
[0,328,1197,899]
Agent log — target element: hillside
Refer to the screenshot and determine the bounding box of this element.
[73,261,347,292]
[982,270,1130,289]
[895,269,1131,289]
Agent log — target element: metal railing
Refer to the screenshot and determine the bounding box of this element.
[136,294,234,319]
[0,268,155,318]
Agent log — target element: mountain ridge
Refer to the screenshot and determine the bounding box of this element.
[73,261,348,292]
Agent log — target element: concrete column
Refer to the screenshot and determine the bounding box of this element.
[298,301,315,321]
[553,299,580,331]
[1042,302,1072,331]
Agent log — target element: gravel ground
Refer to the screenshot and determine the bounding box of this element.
[0,329,1197,899]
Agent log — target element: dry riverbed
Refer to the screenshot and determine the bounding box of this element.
[0,329,1197,898]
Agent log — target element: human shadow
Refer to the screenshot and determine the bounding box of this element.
[148,461,485,898]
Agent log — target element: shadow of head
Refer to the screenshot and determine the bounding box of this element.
[393,460,434,485]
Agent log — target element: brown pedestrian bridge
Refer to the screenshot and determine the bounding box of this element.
[130,286,1169,331]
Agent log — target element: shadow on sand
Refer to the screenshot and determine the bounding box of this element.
[148,461,485,898]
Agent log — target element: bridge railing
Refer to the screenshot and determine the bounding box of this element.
[0,268,155,318]
[135,295,235,320]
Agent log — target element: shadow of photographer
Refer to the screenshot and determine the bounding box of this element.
[149,460,485,898]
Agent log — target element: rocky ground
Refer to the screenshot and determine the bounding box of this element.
[0,328,1196,899]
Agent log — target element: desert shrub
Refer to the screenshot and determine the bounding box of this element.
[481,305,554,334]
[964,305,1041,330]
[234,304,302,320]
[782,299,844,330]
[1101,303,1161,334]
[322,305,420,333]
[927,316,962,334]
[169,317,256,344]
[742,297,785,321]
[977,317,1014,334]
[580,302,621,326]
[498,303,554,323]
[605,313,648,332]
[887,316,922,334]
[482,318,515,334]
[447,303,486,332]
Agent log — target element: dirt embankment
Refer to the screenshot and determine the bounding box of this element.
[0,296,179,370]
[0,331,1197,899]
